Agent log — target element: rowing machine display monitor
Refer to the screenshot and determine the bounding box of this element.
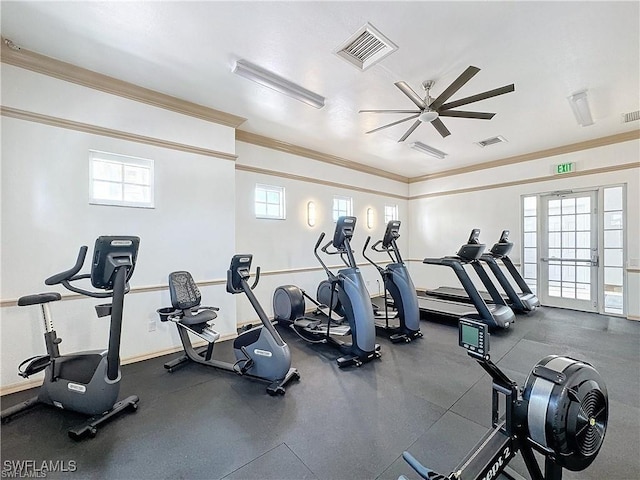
[458,319,488,357]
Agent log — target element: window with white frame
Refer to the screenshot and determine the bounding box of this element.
[602,185,625,315]
[332,196,353,222]
[522,195,538,294]
[384,204,399,223]
[255,184,286,219]
[89,151,154,208]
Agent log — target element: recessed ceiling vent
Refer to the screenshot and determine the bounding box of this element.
[622,110,640,123]
[476,135,508,148]
[335,23,398,71]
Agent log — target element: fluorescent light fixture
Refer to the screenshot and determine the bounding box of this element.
[409,141,447,159]
[307,201,316,227]
[233,59,325,109]
[568,90,594,126]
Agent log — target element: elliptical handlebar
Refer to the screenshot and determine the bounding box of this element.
[361,236,385,274]
[314,233,338,281]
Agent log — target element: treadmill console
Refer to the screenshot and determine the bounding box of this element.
[333,216,356,249]
[459,319,489,357]
[382,220,401,248]
[490,230,514,257]
[456,229,485,261]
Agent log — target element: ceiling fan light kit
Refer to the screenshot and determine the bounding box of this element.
[233,59,325,109]
[360,66,515,142]
[568,90,594,127]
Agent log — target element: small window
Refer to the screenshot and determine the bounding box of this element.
[384,204,399,223]
[255,184,285,219]
[89,151,154,208]
[332,196,353,222]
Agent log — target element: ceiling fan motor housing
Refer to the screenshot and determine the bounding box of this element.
[522,355,609,472]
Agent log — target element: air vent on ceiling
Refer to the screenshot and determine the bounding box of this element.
[334,23,398,71]
[622,110,640,123]
[476,135,508,148]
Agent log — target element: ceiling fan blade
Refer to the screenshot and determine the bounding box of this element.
[440,84,515,111]
[398,119,422,142]
[438,110,496,120]
[365,113,421,134]
[431,118,451,138]
[359,109,422,114]
[429,66,481,110]
[394,81,427,109]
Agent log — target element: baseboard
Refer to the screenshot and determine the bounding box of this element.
[627,315,640,321]
[1,331,239,397]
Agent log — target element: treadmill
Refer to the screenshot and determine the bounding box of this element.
[419,229,515,329]
[481,230,539,311]
[427,230,540,313]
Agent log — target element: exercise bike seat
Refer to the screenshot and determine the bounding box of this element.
[17,292,62,306]
[178,308,217,326]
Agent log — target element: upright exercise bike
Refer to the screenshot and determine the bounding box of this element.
[158,254,300,395]
[362,220,422,343]
[1,236,140,440]
[273,216,381,368]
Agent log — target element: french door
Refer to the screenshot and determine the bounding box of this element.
[539,191,599,311]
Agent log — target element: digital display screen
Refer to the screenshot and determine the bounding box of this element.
[461,324,479,347]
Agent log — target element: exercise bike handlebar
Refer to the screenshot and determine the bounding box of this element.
[44,245,129,299]
[45,246,88,286]
[250,266,261,290]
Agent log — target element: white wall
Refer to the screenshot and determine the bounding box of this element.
[234,141,409,323]
[0,66,237,390]
[407,139,640,319]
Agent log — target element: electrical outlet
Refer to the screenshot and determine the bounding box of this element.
[148,320,157,332]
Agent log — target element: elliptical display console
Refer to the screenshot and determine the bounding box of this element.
[400,319,608,480]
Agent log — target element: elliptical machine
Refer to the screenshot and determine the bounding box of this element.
[158,254,299,395]
[273,216,381,368]
[362,220,422,343]
[400,318,608,480]
[1,236,140,440]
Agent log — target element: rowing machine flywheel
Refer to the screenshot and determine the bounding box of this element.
[522,355,608,472]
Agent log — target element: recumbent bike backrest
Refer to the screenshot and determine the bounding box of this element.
[169,271,202,311]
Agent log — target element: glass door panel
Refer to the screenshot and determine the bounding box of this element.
[539,191,598,311]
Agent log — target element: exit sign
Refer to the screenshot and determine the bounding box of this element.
[555,162,576,175]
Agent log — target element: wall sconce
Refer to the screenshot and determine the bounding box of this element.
[307,201,316,227]
[366,208,374,229]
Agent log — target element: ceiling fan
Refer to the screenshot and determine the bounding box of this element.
[360,66,515,141]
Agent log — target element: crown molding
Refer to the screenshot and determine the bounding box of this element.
[1,106,237,161]
[1,37,246,128]
[409,161,640,200]
[235,164,407,200]
[236,130,409,184]
[409,130,640,183]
